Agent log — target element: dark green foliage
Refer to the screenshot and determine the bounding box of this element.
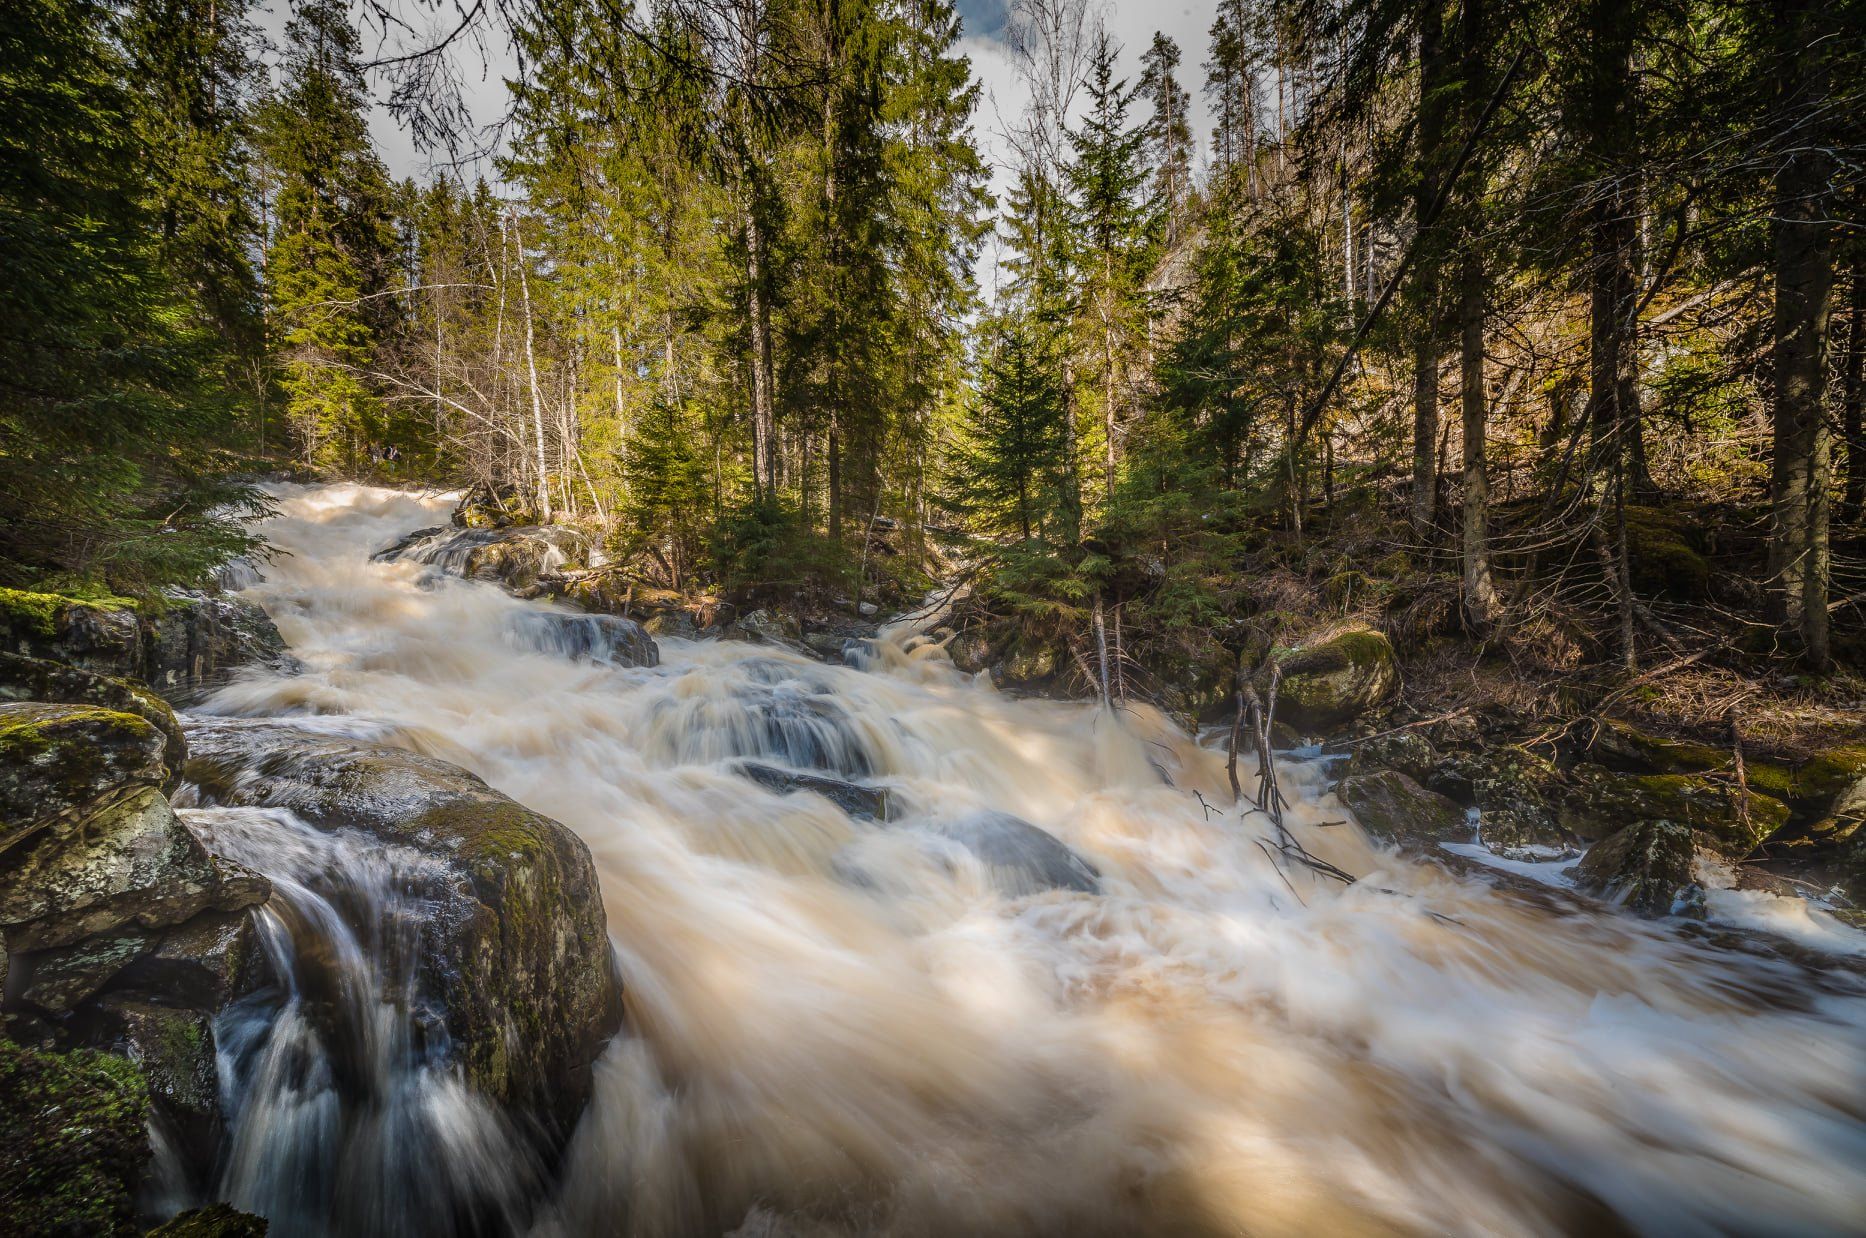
[0,0,263,591]
[948,317,1072,544]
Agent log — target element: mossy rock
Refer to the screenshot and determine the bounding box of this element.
[0,588,142,679]
[1562,766,1788,857]
[1337,770,1470,849]
[1792,744,1866,803]
[0,652,187,786]
[1621,505,1712,600]
[0,783,269,956]
[1574,820,1704,918]
[0,703,169,854]
[147,1203,269,1236]
[1467,745,1574,855]
[992,637,1062,691]
[1590,718,1797,801]
[0,1039,151,1236]
[1344,730,1438,784]
[1259,627,1399,732]
[181,718,623,1147]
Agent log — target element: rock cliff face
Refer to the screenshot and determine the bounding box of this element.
[180,718,625,1139]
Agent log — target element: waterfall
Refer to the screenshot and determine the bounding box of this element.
[191,482,1865,1237]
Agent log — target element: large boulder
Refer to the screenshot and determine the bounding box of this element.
[1573,820,1704,918]
[503,610,659,668]
[0,703,170,853]
[920,811,1101,896]
[1467,745,1577,856]
[181,719,623,1139]
[0,588,287,704]
[373,525,590,593]
[1338,770,1471,849]
[0,651,186,784]
[1260,626,1399,732]
[1343,730,1439,784]
[738,762,894,822]
[1562,766,1788,857]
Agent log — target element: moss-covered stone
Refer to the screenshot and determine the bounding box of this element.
[1590,718,1798,801]
[1574,820,1704,918]
[0,703,169,853]
[1344,730,1438,784]
[1259,626,1399,732]
[1467,745,1575,855]
[1562,766,1789,857]
[1337,770,1470,849]
[0,652,187,786]
[1792,744,1866,803]
[0,1039,150,1237]
[0,784,268,955]
[147,1203,269,1236]
[0,589,142,678]
[181,718,622,1146]
[1621,505,1712,600]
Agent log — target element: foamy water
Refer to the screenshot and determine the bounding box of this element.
[197,483,1866,1237]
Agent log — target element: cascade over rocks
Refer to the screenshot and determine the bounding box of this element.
[180,717,624,1140]
[373,523,590,593]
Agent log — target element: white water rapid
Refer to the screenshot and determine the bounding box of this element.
[186,483,1866,1237]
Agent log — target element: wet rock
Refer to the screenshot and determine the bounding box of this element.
[991,637,1063,692]
[0,651,187,782]
[1337,771,1470,848]
[0,785,269,956]
[1573,820,1705,918]
[644,609,700,640]
[13,930,155,1014]
[113,909,264,1011]
[0,588,287,705]
[924,811,1100,896]
[1467,745,1575,855]
[181,718,624,1141]
[738,762,893,822]
[148,1203,270,1236]
[0,1038,151,1237]
[0,702,170,853]
[97,996,219,1141]
[1343,730,1438,784]
[504,610,659,668]
[946,627,995,675]
[453,481,531,530]
[1260,626,1399,732]
[1562,766,1788,857]
[375,525,591,593]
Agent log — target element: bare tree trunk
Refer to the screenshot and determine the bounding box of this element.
[746,206,776,499]
[511,209,554,523]
[1410,0,1447,541]
[1843,266,1864,521]
[1456,0,1499,632]
[1769,0,1835,668]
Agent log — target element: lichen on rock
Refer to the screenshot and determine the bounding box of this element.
[1338,770,1471,849]
[1573,820,1705,918]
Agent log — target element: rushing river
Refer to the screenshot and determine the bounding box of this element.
[187,483,1866,1236]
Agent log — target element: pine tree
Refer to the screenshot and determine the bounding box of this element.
[950,317,1070,542]
[1137,32,1192,247]
[259,0,399,472]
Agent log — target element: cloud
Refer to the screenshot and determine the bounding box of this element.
[956,0,1013,42]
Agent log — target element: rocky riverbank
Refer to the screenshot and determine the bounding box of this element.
[0,568,627,1232]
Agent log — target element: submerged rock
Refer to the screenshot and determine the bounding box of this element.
[922,811,1100,896]
[147,1203,270,1236]
[374,524,590,593]
[504,610,659,668]
[1260,626,1399,732]
[738,762,893,822]
[1573,820,1705,918]
[181,718,624,1140]
[1337,770,1471,849]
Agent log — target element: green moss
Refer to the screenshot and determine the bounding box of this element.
[1794,745,1866,802]
[1564,767,1789,856]
[147,1203,269,1236]
[0,587,137,641]
[1595,719,1798,800]
[0,1039,151,1236]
